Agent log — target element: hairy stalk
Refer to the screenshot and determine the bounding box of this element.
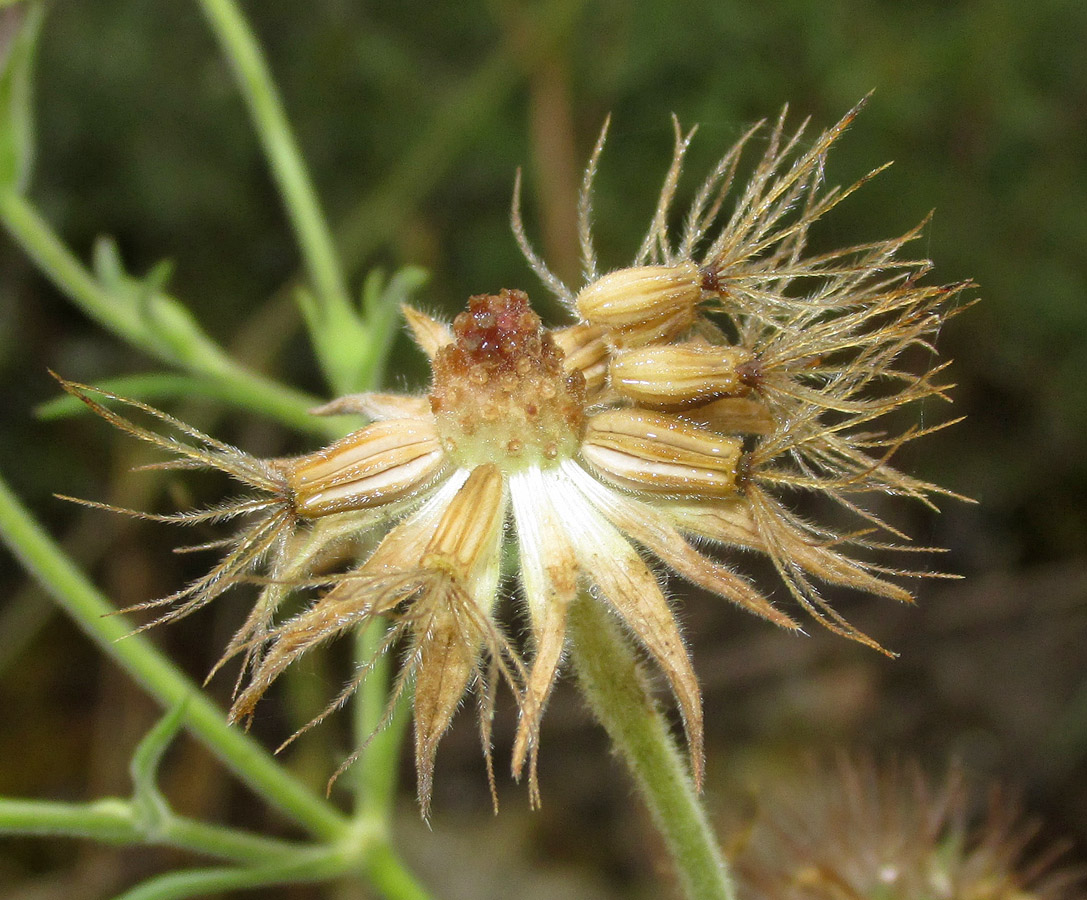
[568,596,735,900]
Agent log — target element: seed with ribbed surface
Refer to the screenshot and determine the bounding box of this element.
[284,418,444,517]
[552,323,609,397]
[575,263,701,346]
[581,408,742,497]
[609,343,754,407]
[421,464,505,578]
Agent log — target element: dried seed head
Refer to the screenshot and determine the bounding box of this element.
[575,262,702,346]
[609,342,755,408]
[56,101,975,812]
[429,289,586,469]
[281,418,445,517]
[733,758,1078,900]
[581,408,743,497]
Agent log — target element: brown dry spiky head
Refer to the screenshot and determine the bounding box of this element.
[56,101,972,814]
[732,758,1081,900]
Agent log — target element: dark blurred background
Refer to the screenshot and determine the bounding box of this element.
[1,1,1085,897]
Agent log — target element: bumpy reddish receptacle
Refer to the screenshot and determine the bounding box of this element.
[429,289,585,467]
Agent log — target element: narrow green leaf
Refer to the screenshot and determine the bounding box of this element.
[35,370,329,436]
[91,235,180,325]
[294,285,320,334]
[144,258,177,297]
[361,265,428,319]
[91,235,126,293]
[356,265,428,390]
[130,702,188,829]
[144,293,212,362]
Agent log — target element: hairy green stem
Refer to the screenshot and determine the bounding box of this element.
[196,0,352,322]
[568,597,735,900]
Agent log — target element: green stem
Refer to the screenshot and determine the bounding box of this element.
[353,621,412,820]
[0,192,322,433]
[363,842,435,900]
[0,796,309,863]
[0,192,141,343]
[0,471,347,842]
[114,848,350,900]
[196,0,353,323]
[567,597,735,900]
[0,797,135,845]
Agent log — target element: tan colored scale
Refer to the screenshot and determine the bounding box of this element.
[421,464,505,577]
[609,342,756,408]
[575,262,705,347]
[281,418,445,517]
[429,289,587,469]
[581,408,743,498]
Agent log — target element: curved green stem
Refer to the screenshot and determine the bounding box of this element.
[0,796,309,863]
[0,797,139,845]
[0,471,347,842]
[0,192,322,433]
[196,0,352,323]
[0,191,141,340]
[567,597,735,900]
[113,847,350,900]
[362,842,435,900]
